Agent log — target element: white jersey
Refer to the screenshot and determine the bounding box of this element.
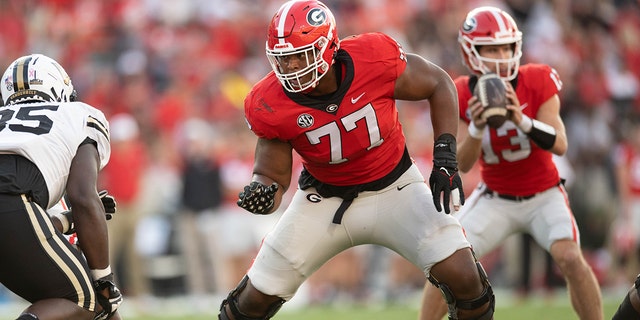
[0,101,110,208]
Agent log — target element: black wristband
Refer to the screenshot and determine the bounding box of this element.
[433,133,458,168]
[528,119,556,150]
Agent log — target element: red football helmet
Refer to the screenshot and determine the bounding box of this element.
[266,0,339,93]
[458,6,522,81]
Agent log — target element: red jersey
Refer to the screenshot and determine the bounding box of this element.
[457,64,562,195]
[244,33,407,186]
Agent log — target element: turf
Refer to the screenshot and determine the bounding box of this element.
[114,302,619,320]
[100,301,619,320]
[0,289,623,319]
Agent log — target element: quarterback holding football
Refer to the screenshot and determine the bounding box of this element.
[419,6,603,320]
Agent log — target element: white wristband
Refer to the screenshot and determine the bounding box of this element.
[518,114,533,133]
[53,212,71,233]
[467,121,484,139]
[91,266,112,280]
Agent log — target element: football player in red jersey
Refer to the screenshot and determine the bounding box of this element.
[419,6,603,320]
[218,1,495,319]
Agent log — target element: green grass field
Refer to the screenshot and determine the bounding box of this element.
[114,302,620,320]
[118,301,620,320]
[0,289,623,319]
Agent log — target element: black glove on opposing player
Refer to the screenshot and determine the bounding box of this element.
[61,190,117,235]
[93,273,123,320]
[429,133,465,214]
[237,181,279,215]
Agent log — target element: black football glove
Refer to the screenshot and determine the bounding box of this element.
[429,133,465,214]
[98,190,116,220]
[237,181,279,215]
[61,190,117,235]
[93,273,123,320]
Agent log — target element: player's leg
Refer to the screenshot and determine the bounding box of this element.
[219,275,285,320]
[549,239,603,320]
[219,189,354,319]
[0,195,97,320]
[531,187,603,320]
[419,278,448,320]
[612,274,640,319]
[425,248,494,320]
[417,185,509,320]
[375,169,496,320]
[19,303,121,320]
[19,299,94,320]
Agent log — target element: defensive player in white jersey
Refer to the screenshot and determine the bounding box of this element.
[0,54,122,320]
[419,7,603,320]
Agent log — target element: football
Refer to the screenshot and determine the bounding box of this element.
[474,73,509,128]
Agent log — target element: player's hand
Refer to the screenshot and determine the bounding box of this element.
[429,134,465,214]
[98,190,116,220]
[61,191,116,234]
[93,273,123,320]
[467,96,486,126]
[504,82,523,124]
[237,181,279,215]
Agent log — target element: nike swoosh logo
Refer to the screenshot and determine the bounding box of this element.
[397,183,411,191]
[520,103,528,110]
[351,92,366,104]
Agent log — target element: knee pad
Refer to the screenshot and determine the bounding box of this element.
[428,261,495,320]
[16,313,38,320]
[219,275,285,320]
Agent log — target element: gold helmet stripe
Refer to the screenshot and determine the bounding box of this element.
[12,55,33,92]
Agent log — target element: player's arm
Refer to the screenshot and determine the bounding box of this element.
[66,142,110,270]
[237,137,293,215]
[457,96,485,173]
[394,53,464,213]
[533,95,567,155]
[50,191,116,235]
[68,141,124,319]
[394,53,458,139]
[507,85,567,155]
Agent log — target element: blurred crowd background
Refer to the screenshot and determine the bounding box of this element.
[1,0,639,315]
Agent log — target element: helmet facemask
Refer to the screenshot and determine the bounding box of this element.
[458,6,523,81]
[265,0,339,94]
[460,36,522,81]
[266,36,332,93]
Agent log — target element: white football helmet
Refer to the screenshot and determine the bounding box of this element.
[1,54,77,105]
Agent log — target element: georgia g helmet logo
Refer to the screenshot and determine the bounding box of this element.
[462,17,477,33]
[307,8,326,26]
